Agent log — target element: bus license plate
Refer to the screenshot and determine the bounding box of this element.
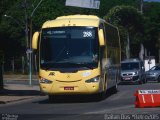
[124,77,131,80]
[64,87,74,90]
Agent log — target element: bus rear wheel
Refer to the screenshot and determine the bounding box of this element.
[48,95,54,102]
[112,83,118,93]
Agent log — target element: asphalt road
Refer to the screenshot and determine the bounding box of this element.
[4,79,39,86]
[0,82,160,120]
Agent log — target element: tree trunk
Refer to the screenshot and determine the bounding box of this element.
[126,31,130,59]
[22,56,25,74]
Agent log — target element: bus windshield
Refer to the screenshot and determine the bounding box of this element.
[40,27,99,69]
[121,62,139,70]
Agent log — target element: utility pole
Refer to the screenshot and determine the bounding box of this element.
[28,0,43,86]
[140,0,143,13]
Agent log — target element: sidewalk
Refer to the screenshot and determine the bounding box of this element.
[3,74,38,81]
[0,83,40,105]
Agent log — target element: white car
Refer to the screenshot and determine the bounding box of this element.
[145,65,160,82]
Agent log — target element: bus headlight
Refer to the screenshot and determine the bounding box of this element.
[85,76,100,83]
[133,71,138,75]
[39,77,53,84]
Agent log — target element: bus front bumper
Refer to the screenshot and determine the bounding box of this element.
[120,75,140,83]
[39,81,101,95]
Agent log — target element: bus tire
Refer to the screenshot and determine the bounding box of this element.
[48,95,54,102]
[112,83,118,93]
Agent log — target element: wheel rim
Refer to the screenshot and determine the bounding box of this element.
[116,83,118,90]
[158,76,160,82]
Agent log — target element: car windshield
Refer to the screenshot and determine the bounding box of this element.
[150,66,160,71]
[40,27,99,69]
[121,62,139,70]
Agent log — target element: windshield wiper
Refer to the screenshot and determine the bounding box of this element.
[57,61,95,69]
[75,62,95,69]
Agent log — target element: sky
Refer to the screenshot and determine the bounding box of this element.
[144,0,160,2]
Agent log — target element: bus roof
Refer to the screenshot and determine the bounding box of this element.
[56,15,99,19]
[42,15,101,28]
[121,58,141,63]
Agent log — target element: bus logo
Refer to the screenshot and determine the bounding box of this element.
[67,74,70,78]
[49,72,55,76]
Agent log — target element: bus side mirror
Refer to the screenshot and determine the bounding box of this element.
[99,29,105,46]
[32,32,39,50]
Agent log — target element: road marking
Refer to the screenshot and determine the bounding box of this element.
[151,94,154,103]
[142,95,146,103]
[85,105,134,114]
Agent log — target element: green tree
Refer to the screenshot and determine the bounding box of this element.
[104,5,145,59]
[143,2,160,61]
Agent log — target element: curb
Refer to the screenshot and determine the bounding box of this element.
[0,97,33,104]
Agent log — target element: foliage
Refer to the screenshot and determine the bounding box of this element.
[0,0,160,64]
[104,5,145,58]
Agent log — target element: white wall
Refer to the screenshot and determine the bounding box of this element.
[144,58,156,71]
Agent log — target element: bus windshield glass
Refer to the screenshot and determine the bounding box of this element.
[40,27,99,69]
[121,62,139,70]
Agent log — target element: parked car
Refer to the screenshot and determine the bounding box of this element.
[120,58,146,84]
[145,65,160,82]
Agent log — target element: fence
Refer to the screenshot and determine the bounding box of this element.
[0,63,3,89]
[2,55,37,74]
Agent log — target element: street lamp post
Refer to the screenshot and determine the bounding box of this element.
[4,0,43,86]
[28,0,43,86]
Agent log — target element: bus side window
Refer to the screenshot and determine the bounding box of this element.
[99,23,106,42]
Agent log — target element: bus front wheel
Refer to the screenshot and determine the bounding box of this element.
[112,83,118,93]
[48,95,54,102]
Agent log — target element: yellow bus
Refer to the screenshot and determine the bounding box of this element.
[32,15,121,100]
